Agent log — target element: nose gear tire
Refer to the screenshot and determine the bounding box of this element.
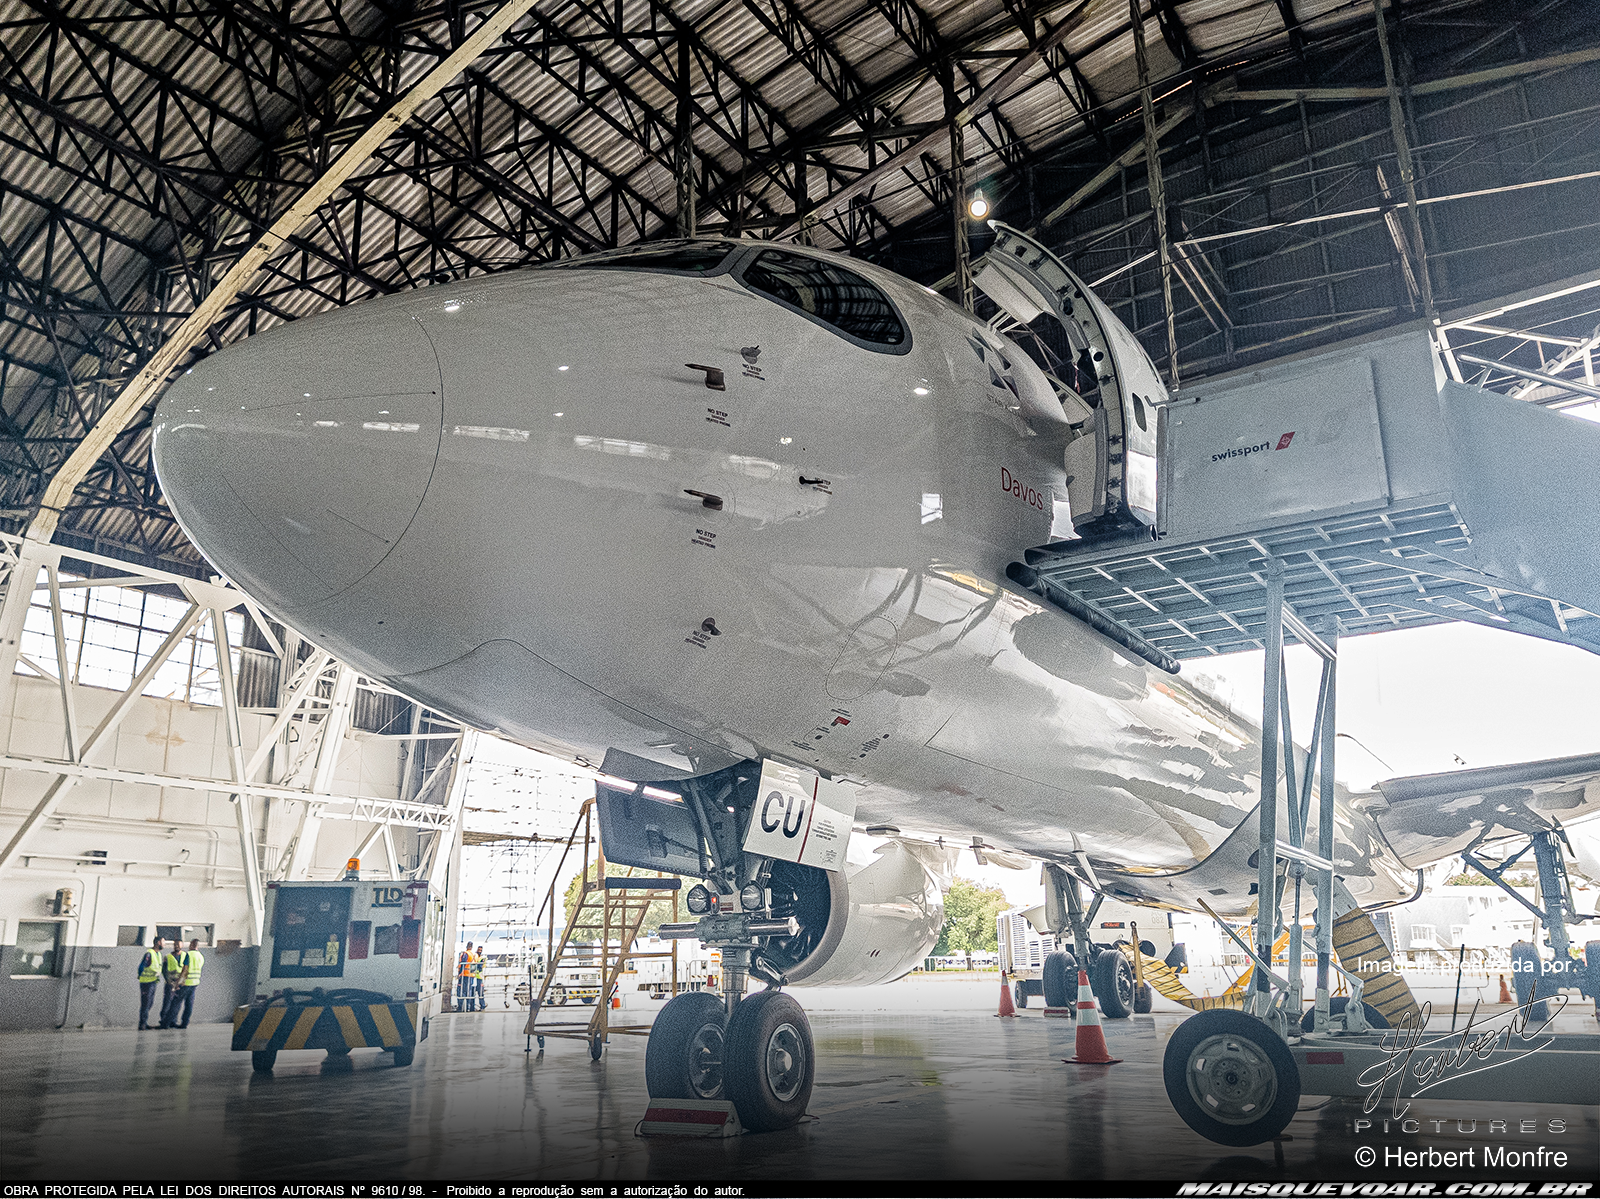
[645,991,728,1100]
[251,1050,277,1073]
[1163,1009,1300,1146]
[724,990,814,1132]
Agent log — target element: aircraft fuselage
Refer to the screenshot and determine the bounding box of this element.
[153,240,1413,912]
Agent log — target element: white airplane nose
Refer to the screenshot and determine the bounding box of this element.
[153,299,443,612]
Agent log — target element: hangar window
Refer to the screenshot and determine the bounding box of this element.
[738,250,909,352]
[17,576,244,707]
[548,240,737,276]
[13,921,64,977]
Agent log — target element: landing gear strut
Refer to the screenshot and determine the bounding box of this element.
[603,759,822,1133]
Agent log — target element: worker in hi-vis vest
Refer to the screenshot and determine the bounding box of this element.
[471,944,486,1011]
[168,938,205,1029]
[157,941,185,1028]
[137,936,165,1030]
[457,941,476,1011]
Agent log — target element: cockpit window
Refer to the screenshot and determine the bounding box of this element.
[738,250,908,351]
[548,240,736,276]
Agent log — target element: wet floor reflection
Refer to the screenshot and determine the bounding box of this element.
[2,1011,1595,1181]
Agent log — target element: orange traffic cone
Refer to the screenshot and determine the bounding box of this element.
[1064,969,1122,1064]
[996,970,1017,1018]
[1498,973,1513,1004]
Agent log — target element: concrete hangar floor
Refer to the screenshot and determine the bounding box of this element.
[3,984,1597,1186]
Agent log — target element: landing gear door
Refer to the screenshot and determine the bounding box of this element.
[974,223,1166,537]
[742,760,857,872]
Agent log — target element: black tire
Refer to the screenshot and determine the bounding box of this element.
[1092,948,1135,1019]
[645,991,728,1100]
[589,1036,604,1061]
[1163,1009,1301,1147]
[580,996,596,1005]
[326,1046,351,1057]
[549,984,568,1006]
[392,1043,415,1067]
[1042,952,1078,1009]
[1134,981,1153,1014]
[1013,983,1028,1009]
[1511,941,1554,1021]
[1582,941,1600,1003]
[724,990,814,1132]
[1299,996,1390,1033]
[251,1050,277,1073]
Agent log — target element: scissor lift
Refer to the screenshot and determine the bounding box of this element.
[523,798,682,1059]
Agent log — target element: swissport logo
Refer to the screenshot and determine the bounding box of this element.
[1211,431,1295,463]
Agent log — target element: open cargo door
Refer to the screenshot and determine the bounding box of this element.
[973,222,1167,538]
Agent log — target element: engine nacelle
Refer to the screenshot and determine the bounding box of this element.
[764,839,944,987]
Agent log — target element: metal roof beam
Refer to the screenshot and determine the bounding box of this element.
[27,0,549,544]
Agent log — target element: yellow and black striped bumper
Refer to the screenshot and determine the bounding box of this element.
[232,1002,420,1053]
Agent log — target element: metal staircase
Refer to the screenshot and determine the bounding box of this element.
[523,798,683,1058]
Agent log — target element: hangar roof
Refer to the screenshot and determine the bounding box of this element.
[1,0,1597,572]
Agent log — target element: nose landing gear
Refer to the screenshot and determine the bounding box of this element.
[652,908,817,1133]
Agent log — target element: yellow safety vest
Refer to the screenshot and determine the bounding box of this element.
[325,936,340,967]
[138,950,161,983]
[181,950,204,984]
[163,952,183,981]
[471,950,484,979]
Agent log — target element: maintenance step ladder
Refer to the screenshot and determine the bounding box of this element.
[523,798,682,1058]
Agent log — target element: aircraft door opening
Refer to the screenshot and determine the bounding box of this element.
[973,224,1166,541]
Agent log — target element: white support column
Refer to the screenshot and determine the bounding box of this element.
[0,538,47,690]
[381,823,400,879]
[244,650,332,782]
[0,601,204,876]
[352,821,387,866]
[209,601,265,943]
[282,664,358,879]
[43,563,80,762]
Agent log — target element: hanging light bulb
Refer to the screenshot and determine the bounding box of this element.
[968,191,990,220]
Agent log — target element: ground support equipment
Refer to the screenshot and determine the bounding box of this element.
[233,991,423,1072]
[523,799,682,1060]
[1143,562,1600,1145]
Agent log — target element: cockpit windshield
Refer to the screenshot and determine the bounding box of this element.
[739,250,907,350]
[547,240,736,275]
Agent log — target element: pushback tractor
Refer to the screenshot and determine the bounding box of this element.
[232,863,447,1072]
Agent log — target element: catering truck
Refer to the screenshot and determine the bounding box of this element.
[232,871,446,1072]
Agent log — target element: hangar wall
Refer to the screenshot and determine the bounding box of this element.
[0,670,419,1030]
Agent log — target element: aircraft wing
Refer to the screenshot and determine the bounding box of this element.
[1366,750,1600,867]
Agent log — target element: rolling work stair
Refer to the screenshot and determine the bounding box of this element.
[523,798,683,1058]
